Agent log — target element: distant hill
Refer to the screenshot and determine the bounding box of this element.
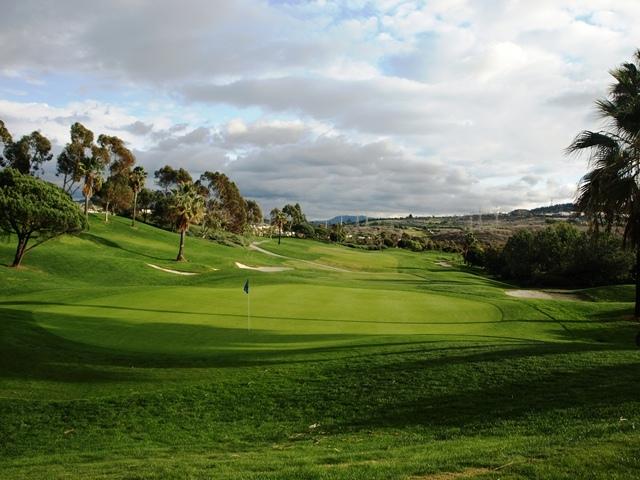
[314,215,371,225]
[530,203,575,215]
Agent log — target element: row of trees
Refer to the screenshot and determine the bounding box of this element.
[0,120,149,227]
[0,120,264,263]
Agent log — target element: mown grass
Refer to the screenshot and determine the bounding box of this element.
[1,215,639,479]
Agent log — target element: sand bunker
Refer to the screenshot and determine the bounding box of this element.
[235,262,292,272]
[436,261,452,268]
[147,263,204,275]
[506,289,552,299]
[505,289,582,301]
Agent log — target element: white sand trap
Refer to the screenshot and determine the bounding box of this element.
[505,289,582,301]
[235,261,292,272]
[506,289,552,299]
[436,261,452,268]
[147,263,204,275]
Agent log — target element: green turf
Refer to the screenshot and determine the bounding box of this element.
[1,215,639,479]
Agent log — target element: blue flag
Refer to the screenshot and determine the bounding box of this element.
[243,279,249,294]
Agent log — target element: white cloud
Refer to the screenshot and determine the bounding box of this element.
[1,0,639,216]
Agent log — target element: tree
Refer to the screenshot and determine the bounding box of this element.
[136,187,153,223]
[57,122,95,194]
[567,49,640,316]
[246,199,263,225]
[270,208,287,245]
[79,146,109,220]
[0,169,86,267]
[96,174,132,222]
[129,166,147,227]
[0,120,13,165]
[98,135,135,175]
[78,135,136,221]
[2,131,52,175]
[283,203,306,226]
[200,171,248,234]
[169,182,205,261]
[329,223,346,243]
[154,165,192,192]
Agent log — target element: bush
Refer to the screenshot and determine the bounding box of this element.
[483,223,633,287]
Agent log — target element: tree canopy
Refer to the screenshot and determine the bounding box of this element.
[154,165,192,192]
[57,122,95,194]
[0,168,86,267]
[2,130,52,175]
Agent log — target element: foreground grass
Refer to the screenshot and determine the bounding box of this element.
[1,215,639,479]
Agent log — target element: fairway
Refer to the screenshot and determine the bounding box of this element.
[1,215,639,479]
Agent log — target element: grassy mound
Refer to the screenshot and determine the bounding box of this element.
[1,215,638,479]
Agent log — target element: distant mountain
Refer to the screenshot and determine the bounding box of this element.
[313,215,370,225]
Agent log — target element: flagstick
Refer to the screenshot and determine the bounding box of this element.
[247,288,251,333]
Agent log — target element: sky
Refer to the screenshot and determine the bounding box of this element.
[1,0,640,219]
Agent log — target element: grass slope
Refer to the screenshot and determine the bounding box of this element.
[1,215,639,479]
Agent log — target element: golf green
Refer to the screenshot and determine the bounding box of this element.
[19,286,502,354]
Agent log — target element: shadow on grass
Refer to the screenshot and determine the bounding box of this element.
[3,306,640,440]
[78,233,169,261]
[334,356,640,431]
[0,298,598,327]
[0,305,562,384]
[2,300,637,384]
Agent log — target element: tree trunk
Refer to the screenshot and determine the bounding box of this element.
[11,234,29,268]
[176,229,186,261]
[132,191,138,227]
[105,201,110,223]
[84,194,89,218]
[635,246,640,318]
[278,225,282,245]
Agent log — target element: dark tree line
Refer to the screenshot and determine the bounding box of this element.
[464,223,633,288]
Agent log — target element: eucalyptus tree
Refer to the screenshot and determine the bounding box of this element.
[246,199,263,225]
[57,122,95,194]
[129,166,147,227]
[567,49,640,316]
[2,130,52,175]
[169,182,205,261]
[199,171,248,234]
[91,134,136,222]
[97,174,132,222]
[154,165,192,192]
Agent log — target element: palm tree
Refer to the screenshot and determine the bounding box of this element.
[567,49,640,317]
[79,148,108,222]
[169,182,205,261]
[270,207,287,245]
[129,166,147,227]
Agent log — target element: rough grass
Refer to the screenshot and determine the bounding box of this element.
[1,215,639,479]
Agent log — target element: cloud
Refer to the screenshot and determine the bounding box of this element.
[117,121,154,136]
[2,0,640,216]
